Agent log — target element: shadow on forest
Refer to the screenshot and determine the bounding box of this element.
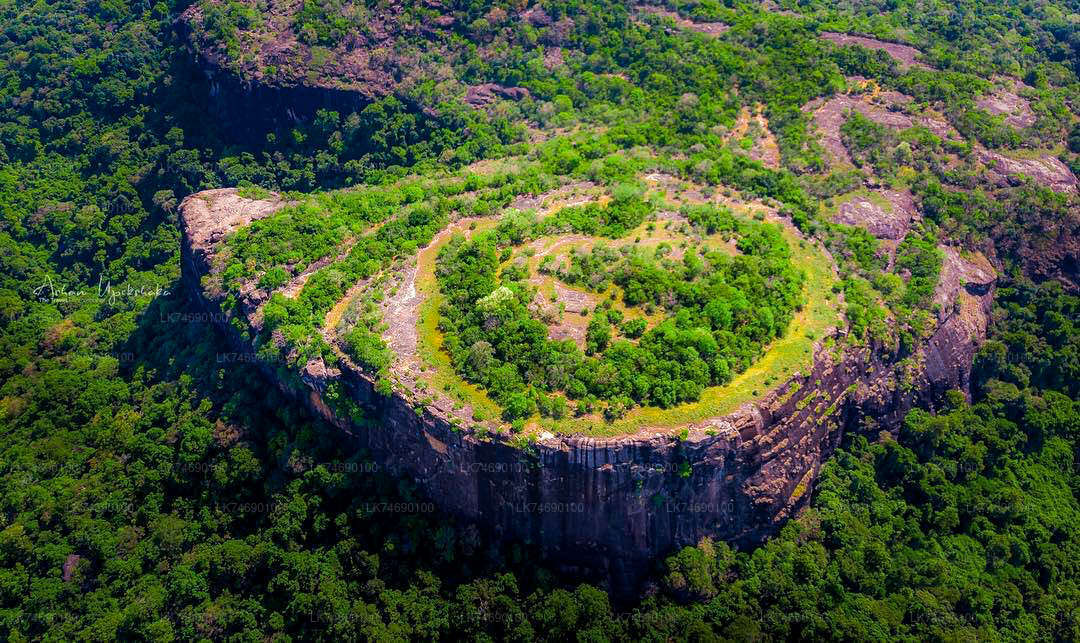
[114,279,563,592]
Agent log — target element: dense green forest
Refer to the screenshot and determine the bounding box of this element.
[436,204,804,419]
[0,0,1078,639]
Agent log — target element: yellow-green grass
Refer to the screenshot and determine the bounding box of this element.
[413,218,505,427]
[522,218,739,271]
[408,179,608,430]
[406,188,842,438]
[536,217,842,437]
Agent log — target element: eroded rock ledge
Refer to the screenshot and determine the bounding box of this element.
[179,188,995,594]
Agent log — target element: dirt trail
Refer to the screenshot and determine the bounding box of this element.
[528,234,591,261]
[322,273,376,335]
[279,239,356,299]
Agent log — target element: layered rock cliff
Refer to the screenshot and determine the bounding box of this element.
[179,188,996,594]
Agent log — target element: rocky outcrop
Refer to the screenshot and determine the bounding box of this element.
[464,84,532,108]
[176,1,552,138]
[976,79,1037,129]
[638,6,730,36]
[978,149,1079,194]
[179,189,995,596]
[819,32,930,70]
[806,91,915,168]
[175,2,447,139]
[831,189,918,241]
[179,189,288,286]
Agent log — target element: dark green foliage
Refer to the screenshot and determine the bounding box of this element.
[893,229,944,309]
[621,317,647,339]
[0,0,1077,638]
[543,184,655,238]
[840,110,900,176]
[585,311,611,355]
[437,213,804,416]
[842,276,886,342]
[975,280,1079,399]
[631,275,1080,642]
[952,107,1023,149]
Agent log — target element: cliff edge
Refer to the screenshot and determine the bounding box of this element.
[179,187,995,593]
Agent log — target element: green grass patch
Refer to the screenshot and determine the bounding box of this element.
[414,218,505,427]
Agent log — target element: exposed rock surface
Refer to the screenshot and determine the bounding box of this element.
[808,93,914,166]
[176,1,572,138]
[178,188,290,297]
[639,6,730,36]
[179,188,995,594]
[820,32,929,69]
[832,189,918,241]
[831,188,920,268]
[978,149,1079,194]
[976,79,1036,129]
[178,1,448,97]
[62,554,81,583]
[465,84,532,108]
[176,2,430,138]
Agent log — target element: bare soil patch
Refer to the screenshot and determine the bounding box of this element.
[642,171,715,204]
[530,280,600,349]
[509,181,599,212]
[731,106,781,168]
[643,172,692,200]
[381,265,421,367]
[552,281,596,314]
[527,233,592,262]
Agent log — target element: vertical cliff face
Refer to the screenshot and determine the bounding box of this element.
[174,3,448,142]
[179,189,995,595]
